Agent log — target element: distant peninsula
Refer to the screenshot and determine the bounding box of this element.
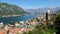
[0,3,28,17]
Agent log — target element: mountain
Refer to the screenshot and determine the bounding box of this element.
[25,7,60,15]
[0,3,28,16]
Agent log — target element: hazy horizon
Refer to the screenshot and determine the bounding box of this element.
[0,0,60,9]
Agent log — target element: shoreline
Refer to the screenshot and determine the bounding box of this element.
[0,14,29,18]
[0,14,24,18]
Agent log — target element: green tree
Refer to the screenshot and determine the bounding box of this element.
[7,30,9,34]
[54,13,60,28]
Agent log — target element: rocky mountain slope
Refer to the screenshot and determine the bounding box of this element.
[0,3,28,16]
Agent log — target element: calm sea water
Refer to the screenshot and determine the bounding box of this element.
[0,14,35,25]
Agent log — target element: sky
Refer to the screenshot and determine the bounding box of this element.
[0,0,60,9]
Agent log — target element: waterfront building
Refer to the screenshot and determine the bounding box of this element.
[20,21,24,23]
[4,25,9,31]
[0,22,4,27]
[15,22,20,27]
[26,20,28,23]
